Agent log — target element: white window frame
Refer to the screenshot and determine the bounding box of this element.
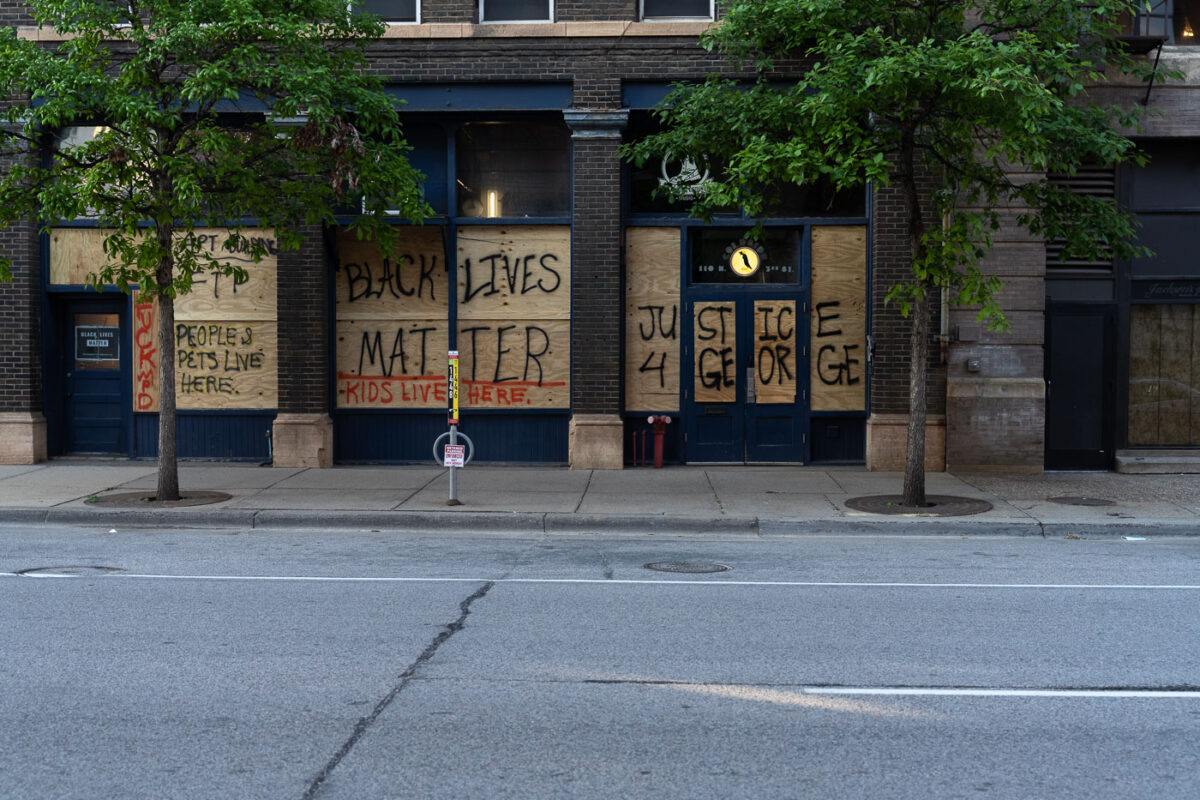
[479,0,553,24]
[349,0,421,25]
[640,0,714,22]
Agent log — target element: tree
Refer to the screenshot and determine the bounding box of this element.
[624,0,1173,505]
[0,0,430,500]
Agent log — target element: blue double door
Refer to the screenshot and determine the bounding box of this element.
[684,291,809,463]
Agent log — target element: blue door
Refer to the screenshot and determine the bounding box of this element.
[63,303,126,454]
[685,293,808,462]
[682,227,809,463]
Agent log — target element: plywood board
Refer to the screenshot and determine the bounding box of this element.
[130,228,279,412]
[1193,306,1200,446]
[811,226,867,411]
[753,300,797,404]
[625,227,681,412]
[335,226,449,320]
[625,227,681,298]
[49,228,110,286]
[1159,304,1191,444]
[457,226,571,320]
[335,319,450,409]
[693,301,736,403]
[52,228,279,306]
[175,322,278,410]
[1127,305,1160,445]
[457,318,569,409]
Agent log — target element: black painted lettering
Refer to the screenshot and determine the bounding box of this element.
[815,302,842,337]
[493,325,517,383]
[524,326,550,385]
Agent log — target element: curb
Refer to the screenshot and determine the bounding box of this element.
[2,506,1198,537]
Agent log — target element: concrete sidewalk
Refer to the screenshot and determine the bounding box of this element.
[1,460,1199,537]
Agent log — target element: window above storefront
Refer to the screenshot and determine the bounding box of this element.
[481,0,552,23]
[351,0,419,23]
[1134,0,1198,44]
[455,122,569,218]
[641,0,713,21]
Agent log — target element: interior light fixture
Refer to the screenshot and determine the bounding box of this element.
[1183,16,1195,38]
[486,190,500,218]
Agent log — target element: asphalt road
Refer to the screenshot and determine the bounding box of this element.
[2,524,1200,799]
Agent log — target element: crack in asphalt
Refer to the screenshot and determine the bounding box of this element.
[299,580,495,800]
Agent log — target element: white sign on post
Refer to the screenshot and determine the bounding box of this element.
[444,444,466,468]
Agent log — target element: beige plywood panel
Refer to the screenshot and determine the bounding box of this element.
[174,321,277,409]
[53,228,280,315]
[811,226,867,411]
[335,227,449,320]
[457,319,569,409]
[1193,306,1200,446]
[1159,304,1192,444]
[457,226,571,320]
[335,319,450,409]
[626,301,681,412]
[625,227,681,412]
[49,228,110,286]
[132,296,161,412]
[1128,305,1160,445]
[625,227,681,298]
[693,302,737,403]
[753,300,797,404]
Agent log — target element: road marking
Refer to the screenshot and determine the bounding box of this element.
[2,571,1200,590]
[808,687,1200,698]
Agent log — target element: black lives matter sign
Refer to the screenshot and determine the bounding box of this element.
[75,326,119,362]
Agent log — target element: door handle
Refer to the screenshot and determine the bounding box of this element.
[746,366,755,403]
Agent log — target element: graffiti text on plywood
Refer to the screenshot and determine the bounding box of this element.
[694,302,737,403]
[625,227,681,412]
[810,226,867,412]
[457,227,572,320]
[336,320,449,409]
[754,300,797,404]
[457,320,569,408]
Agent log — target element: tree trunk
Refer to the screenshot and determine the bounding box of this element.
[903,294,930,506]
[155,225,180,502]
[898,127,929,507]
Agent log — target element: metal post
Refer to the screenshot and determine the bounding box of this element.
[447,423,461,506]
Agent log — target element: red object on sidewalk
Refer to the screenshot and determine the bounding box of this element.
[647,415,671,468]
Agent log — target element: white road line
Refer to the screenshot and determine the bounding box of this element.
[806,687,1200,698]
[2,572,1200,589]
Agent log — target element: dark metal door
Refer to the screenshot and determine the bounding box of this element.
[685,294,807,463]
[1045,304,1115,470]
[63,302,126,454]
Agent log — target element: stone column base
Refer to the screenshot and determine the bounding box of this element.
[569,413,624,470]
[865,413,946,472]
[0,412,48,464]
[271,413,333,468]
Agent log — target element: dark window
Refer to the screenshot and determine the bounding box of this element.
[642,0,711,19]
[690,229,802,285]
[455,122,569,218]
[353,0,418,22]
[626,112,866,218]
[1135,0,1198,44]
[481,0,551,22]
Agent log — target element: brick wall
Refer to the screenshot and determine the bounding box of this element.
[869,179,947,418]
[276,225,329,414]
[0,147,42,414]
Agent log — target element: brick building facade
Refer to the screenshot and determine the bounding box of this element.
[2,2,1198,471]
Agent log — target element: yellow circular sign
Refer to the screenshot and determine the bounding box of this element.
[730,246,761,277]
